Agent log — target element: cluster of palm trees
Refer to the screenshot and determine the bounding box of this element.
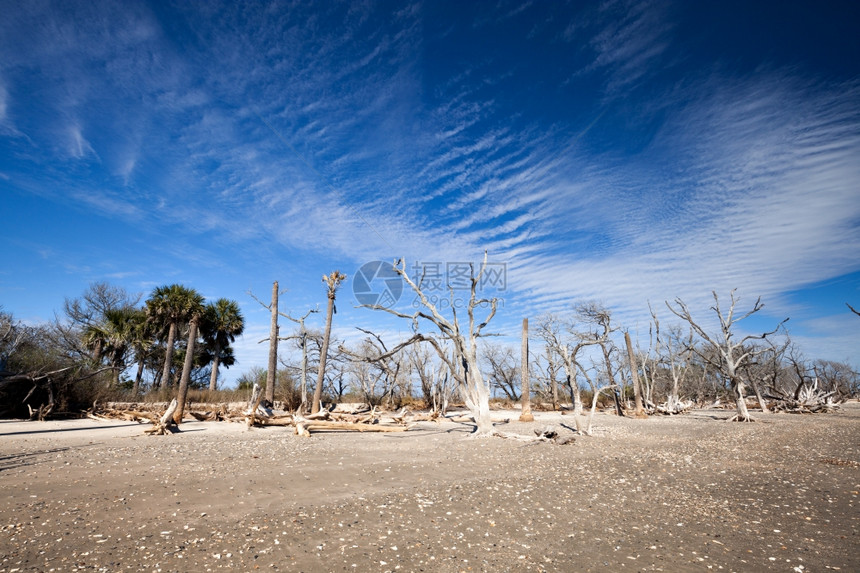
[83,284,244,394]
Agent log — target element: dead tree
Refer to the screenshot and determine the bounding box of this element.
[520,318,534,422]
[410,343,457,414]
[312,271,347,414]
[0,310,24,364]
[410,344,436,409]
[145,398,178,435]
[623,331,646,418]
[739,341,785,413]
[356,328,408,408]
[278,308,319,412]
[531,347,564,410]
[764,342,848,412]
[650,305,695,414]
[574,303,624,417]
[634,316,660,409]
[667,290,787,422]
[579,363,615,436]
[264,282,279,403]
[482,343,520,401]
[249,282,285,405]
[538,306,611,430]
[812,359,857,400]
[360,253,499,436]
[342,330,405,408]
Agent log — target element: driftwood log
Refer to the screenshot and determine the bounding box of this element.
[245,383,272,427]
[145,399,179,435]
[767,380,841,414]
[294,419,413,437]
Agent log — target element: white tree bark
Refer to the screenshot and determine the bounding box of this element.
[667,290,786,422]
[360,254,499,436]
[266,281,279,404]
[519,318,534,422]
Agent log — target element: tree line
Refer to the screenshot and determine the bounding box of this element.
[2,265,858,429]
[0,282,243,418]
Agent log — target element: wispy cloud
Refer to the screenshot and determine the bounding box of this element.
[502,71,860,332]
[2,1,857,378]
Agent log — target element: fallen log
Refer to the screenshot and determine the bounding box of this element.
[330,412,379,424]
[447,414,510,424]
[88,407,158,423]
[406,411,441,423]
[294,419,413,436]
[254,414,295,427]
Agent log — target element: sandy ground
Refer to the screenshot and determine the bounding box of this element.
[1,404,858,572]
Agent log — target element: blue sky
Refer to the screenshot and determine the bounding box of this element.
[1,0,858,385]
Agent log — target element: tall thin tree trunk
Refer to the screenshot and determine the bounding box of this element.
[133,358,145,395]
[208,341,222,391]
[624,331,646,418]
[519,318,534,422]
[266,281,279,404]
[174,317,199,424]
[299,332,309,412]
[111,360,121,388]
[312,293,335,414]
[602,345,625,417]
[749,376,770,413]
[161,322,177,389]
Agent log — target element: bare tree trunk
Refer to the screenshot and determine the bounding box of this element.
[565,373,583,432]
[519,318,534,422]
[161,321,176,389]
[749,376,770,413]
[624,331,645,418]
[732,378,751,421]
[459,351,493,435]
[551,375,559,411]
[132,357,144,395]
[208,341,221,391]
[246,383,265,427]
[300,331,308,412]
[312,294,335,414]
[585,387,604,436]
[728,364,752,421]
[145,398,178,435]
[266,281,279,404]
[602,345,624,417]
[111,360,121,388]
[152,368,162,390]
[174,316,199,424]
[667,291,785,422]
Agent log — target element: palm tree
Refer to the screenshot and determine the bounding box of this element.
[201,298,245,391]
[174,295,206,424]
[128,308,154,395]
[145,284,205,389]
[311,270,347,414]
[82,307,137,387]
